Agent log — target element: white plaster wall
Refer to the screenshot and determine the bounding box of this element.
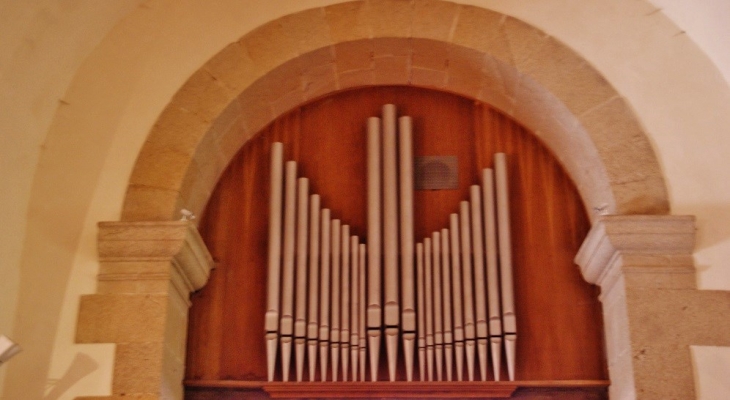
[0,1,728,399]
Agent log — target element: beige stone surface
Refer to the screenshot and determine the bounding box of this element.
[236,84,275,136]
[243,18,299,76]
[170,68,234,123]
[122,185,181,222]
[127,142,192,192]
[338,67,376,89]
[334,40,374,74]
[412,0,459,41]
[411,39,449,71]
[76,294,168,344]
[112,342,164,395]
[630,343,696,399]
[627,288,730,347]
[579,96,670,215]
[204,41,260,93]
[302,62,339,101]
[325,1,370,43]
[146,105,211,157]
[410,67,447,89]
[452,6,511,66]
[445,45,487,100]
[373,55,410,85]
[281,7,332,54]
[366,0,413,38]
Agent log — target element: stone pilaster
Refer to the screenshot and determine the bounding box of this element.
[76,221,214,400]
[575,215,730,400]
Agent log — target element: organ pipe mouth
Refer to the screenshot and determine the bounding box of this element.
[265,106,516,382]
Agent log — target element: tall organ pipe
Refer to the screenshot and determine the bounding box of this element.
[382,104,399,382]
[358,243,367,381]
[330,219,342,381]
[482,169,503,381]
[399,115,416,382]
[449,214,465,381]
[366,116,382,382]
[294,178,310,382]
[416,242,426,381]
[279,161,298,382]
[470,186,489,381]
[350,235,359,381]
[432,231,444,381]
[265,142,284,382]
[440,229,454,381]
[494,153,517,381]
[340,225,351,381]
[307,195,321,382]
[318,209,332,381]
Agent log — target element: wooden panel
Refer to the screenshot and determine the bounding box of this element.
[185,86,607,395]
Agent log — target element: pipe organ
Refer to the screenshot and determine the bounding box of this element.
[265,105,517,383]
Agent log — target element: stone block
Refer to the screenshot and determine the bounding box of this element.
[578,97,669,215]
[148,104,210,156]
[452,5,511,65]
[171,68,235,123]
[121,185,181,222]
[280,7,332,54]
[243,18,299,75]
[410,67,447,89]
[373,55,410,85]
[237,84,275,135]
[76,294,168,344]
[96,279,171,295]
[204,41,260,93]
[338,68,375,89]
[411,39,449,71]
[412,0,459,41]
[626,288,730,347]
[215,123,250,165]
[112,342,164,395]
[98,222,190,243]
[127,141,192,192]
[207,99,244,144]
[630,343,695,399]
[446,46,487,99]
[334,40,374,74]
[366,0,413,38]
[511,33,616,117]
[271,89,306,118]
[302,63,339,101]
[325,1,370,42]
[373,37,411,58]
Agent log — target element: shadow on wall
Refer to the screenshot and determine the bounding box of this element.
[43,352,97,400]
[686,203,730,251]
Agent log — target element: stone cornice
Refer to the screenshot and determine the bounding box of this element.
[574,215,695,286]
[97,221,214,292]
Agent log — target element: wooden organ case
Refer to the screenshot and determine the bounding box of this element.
[184,87,609,399]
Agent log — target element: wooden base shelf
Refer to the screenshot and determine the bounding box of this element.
[185,380,609,398]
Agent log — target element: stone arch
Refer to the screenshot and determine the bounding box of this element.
[80,2,725,399]
[119,0,669,224]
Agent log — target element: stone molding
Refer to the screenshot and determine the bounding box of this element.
[575,215,696,293]
[575,215,730,399]
[120,0,670,225]
[76,221,214,400]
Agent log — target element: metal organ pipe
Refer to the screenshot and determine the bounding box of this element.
[265,142,284,382]
[264,118,519,385]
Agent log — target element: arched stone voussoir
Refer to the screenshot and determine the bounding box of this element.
[122,0,670,224]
